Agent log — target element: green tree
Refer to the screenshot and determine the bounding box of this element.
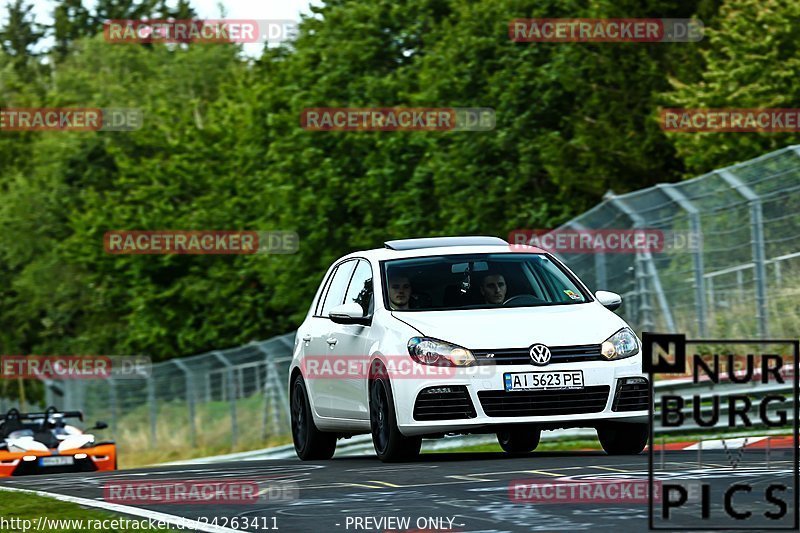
[52,0,93,59]
[0,0,45,79]
[0,0,738,361]
[662,0,800,173]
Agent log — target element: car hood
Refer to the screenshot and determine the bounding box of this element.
[58,434,94,452]
[392,303,629,349]
[5,436,49,453]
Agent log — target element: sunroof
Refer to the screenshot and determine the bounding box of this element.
[384,236,508,251]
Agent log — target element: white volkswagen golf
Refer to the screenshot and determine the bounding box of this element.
[289,236,649,462]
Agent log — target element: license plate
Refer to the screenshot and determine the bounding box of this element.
[504,370,584,391]
[39,456,75,467]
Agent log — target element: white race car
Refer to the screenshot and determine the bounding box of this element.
[0,407,116,476]
[289,236,649,462]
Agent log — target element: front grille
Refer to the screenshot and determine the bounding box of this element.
[478,386,610,417]
[413,385,477,421]
[12,456,96,476]
[473,344,604,365]
[612,380,650,412]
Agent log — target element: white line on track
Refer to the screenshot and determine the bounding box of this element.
[0,485,241,533]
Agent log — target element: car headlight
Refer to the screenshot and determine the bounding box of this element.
[601,328,639,360]
[407,337,476,367]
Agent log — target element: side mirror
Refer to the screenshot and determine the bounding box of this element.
[595,290,622,311]
[328,303,371,326]
[92,421,108,430]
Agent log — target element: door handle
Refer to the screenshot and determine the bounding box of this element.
[326,337,338,347]
[302,335,312,342]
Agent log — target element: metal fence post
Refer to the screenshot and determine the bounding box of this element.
[213,351,238,447]
[604,192,676,332]
[107,378,118,437]
[146,375,157,446]
[256,342,273,441]
[717,169,769,338]
[71,380,86,412]
[173,359,197,448]
[267,358,291,433]
[60,381,70,410]
[569,221,607,289]
[659,184,708,337]
[269,364,280,436]
[635,252,655,332]
[43,378,54,407]
[276,334,296,432]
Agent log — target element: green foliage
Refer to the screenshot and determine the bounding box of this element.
[0,0,793,365]
[0,491,166,531]
[661,0,800,173]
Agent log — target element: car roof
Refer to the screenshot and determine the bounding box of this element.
[339,241,548,263]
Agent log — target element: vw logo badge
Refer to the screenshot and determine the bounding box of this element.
[529,344,551,366]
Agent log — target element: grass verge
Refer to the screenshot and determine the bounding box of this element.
[111,395,292,468]
[0,490,166,532]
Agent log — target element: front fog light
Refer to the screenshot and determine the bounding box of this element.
[624,377,648,385]
[601,328,639,360]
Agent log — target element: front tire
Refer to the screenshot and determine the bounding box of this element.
[369,376,421,462]
[290,376,337,460]
[597,422,649,455]
[497,426,541,454]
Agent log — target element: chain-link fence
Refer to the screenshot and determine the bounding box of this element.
[34,333,296,464]
[6,145,799,463]
[556,144,800,340]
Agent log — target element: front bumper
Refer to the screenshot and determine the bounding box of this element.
[393,355,648,437]
[0,444,116,477]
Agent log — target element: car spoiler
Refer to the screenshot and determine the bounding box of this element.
[0,408,83,422]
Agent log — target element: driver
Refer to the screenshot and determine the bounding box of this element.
[479,272,507,305]
[49,418,68,438]
[387,275,412,310]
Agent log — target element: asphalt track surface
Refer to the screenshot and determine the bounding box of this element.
[0,449,796,532]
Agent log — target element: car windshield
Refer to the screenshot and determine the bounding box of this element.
[382,253,590,311]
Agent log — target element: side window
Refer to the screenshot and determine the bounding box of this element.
[320,261,356,317]
[343,260,373,317]
[314,266,338,316]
